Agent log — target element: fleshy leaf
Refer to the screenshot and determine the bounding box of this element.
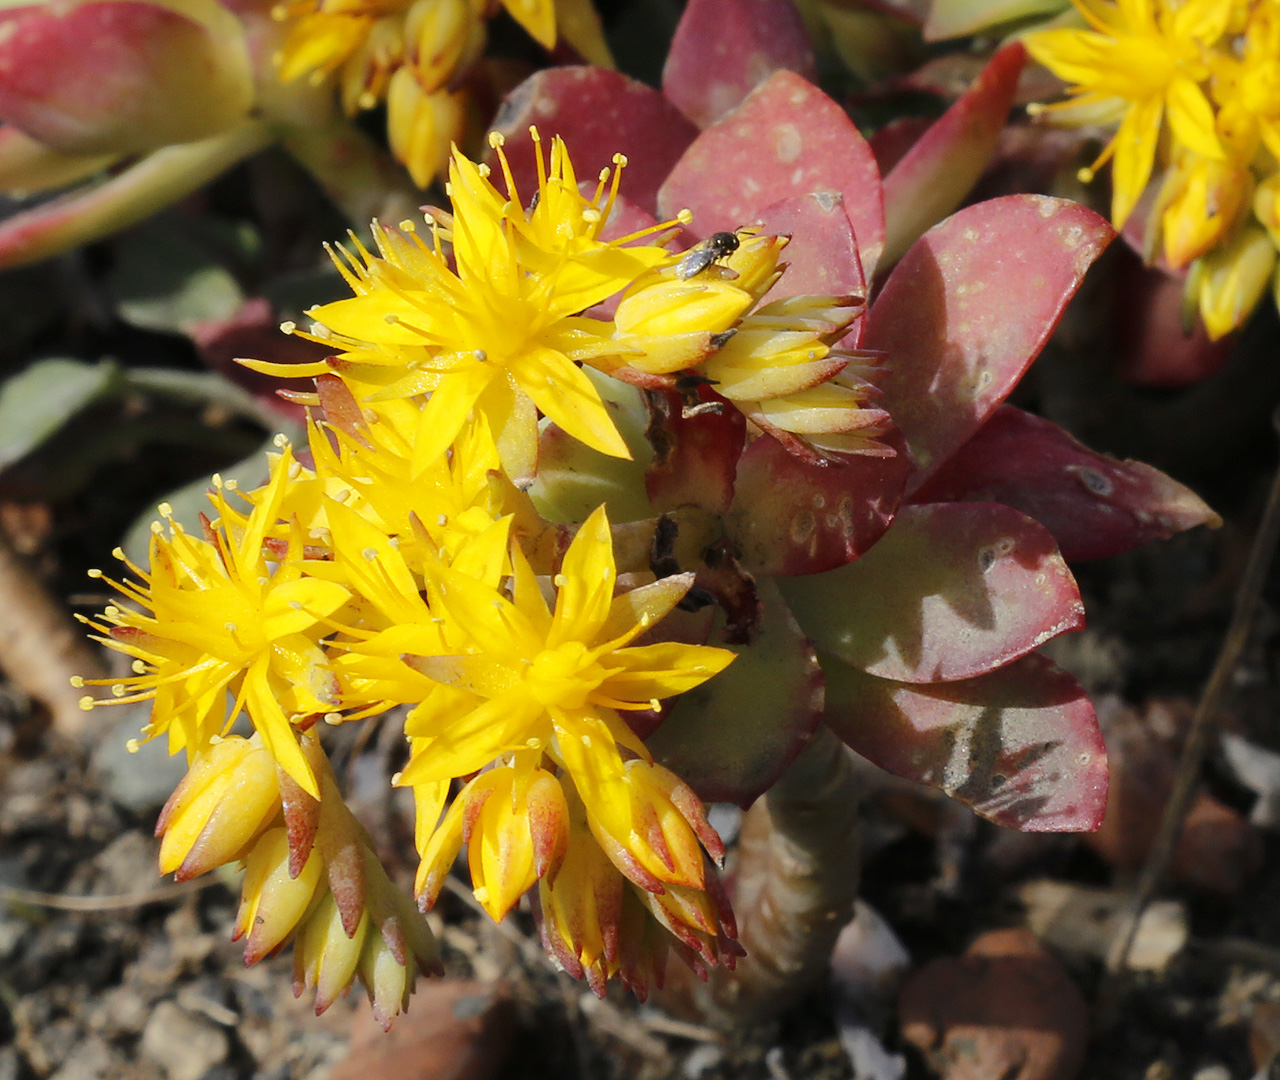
[868,116,933,176]
[754,192,866,343]
[528,368,655,524]
[880,43,1025,269]
[647,577,823,806]
[0,122,272,271]
[911,405,1222,561]
[862,195,1114,491]
[662,0,816,129]
[0,123,116,195]
[925,0,1068,40]
[487,67,699,215]
[0,0,253,156]
[724,427,910,576]
[0,357,120,470]
[645,386,746,515]
[779,501,1084,682]
[656,70,885,272]
[824,651,1107,831]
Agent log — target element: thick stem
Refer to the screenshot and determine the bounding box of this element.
[665,725,862,1025]
[0,524,105,742]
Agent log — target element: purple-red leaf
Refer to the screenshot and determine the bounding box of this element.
[863,195,1114,492]
[780,501,1084,682]
[656,70,885,271]
[725,426,910,576]
[1114,255,1234,387]
[648,578,823,806]
[824,652,1107,831]
[662,0,816,130]
[880,43,1025,269]
[911,405,1221,561]
[193,297,325,424]
[645,386,746,515]
[487,67,699,215]
[754,193,867,337]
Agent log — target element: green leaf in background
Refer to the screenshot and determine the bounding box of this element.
[0,357,121,469]
[106,214,255,335]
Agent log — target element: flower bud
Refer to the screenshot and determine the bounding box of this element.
[386,67,465,189]
[614,278,752,339]
[1194,225,1277,340]
[156,734,280,880]
[403,0,483,96]
[236,826,326,964]
[359,929,414,1030]
[0,0,254,156]
[293,892,370,1014]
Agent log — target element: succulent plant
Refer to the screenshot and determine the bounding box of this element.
[72,0,1219,1029]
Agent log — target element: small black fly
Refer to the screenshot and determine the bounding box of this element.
[675,231,741,280]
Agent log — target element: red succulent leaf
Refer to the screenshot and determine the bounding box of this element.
[647,578,823,807]
[863,195,1114,493]
[911,405,1222,561]
[724,426,910,576]
[645,386,747,515]
[868,116,934,176]
[656,70,885,271]
[753,191,867,343]
[0,0,251,156]
[662,0,816,129]
[824,652,1108,831]
[487,67,699,215]
[880,43,1026,269]
[780,501,1084,682]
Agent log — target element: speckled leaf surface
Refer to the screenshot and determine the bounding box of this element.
[647,577,823,807]
[662,0,816,129]
[487,67,699,215]
[862,196,1114,492]
[656,70,885,271]
[725,427,910,576]
[780,501,1084,682]
[911,406,1222,561]
[824,652,1107,831]
[880,43,1025,268]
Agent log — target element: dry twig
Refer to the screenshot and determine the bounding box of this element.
[1109,407,1280,971]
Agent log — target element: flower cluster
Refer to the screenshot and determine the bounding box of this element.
[75,130,882,1010]
[1027,0,1280,339]
[271,0,609,187]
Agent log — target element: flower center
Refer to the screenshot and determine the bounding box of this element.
[525,641,606,709]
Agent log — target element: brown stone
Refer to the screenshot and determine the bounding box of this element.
[898,928,1088,1080]
[1087,698,1261,895]
[329,980,516,1080]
